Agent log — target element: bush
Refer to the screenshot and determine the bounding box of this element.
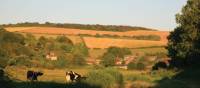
[56,35,73,44]
[103,68,124,88]
[127,62,137,70]
[126,74,151,82]
[151,69,176,79]
[85,68,124,88]
[100,53,116,67]
[52,56,70,68]
[72,54,86,66]
[132,35,161,41]
[85,70,115,88]
[7,56,32,67]
[60,44,73,53]
[72,43,89,57]
[100,47,132,67]
[128,62,146,70]
[137,63,145,70]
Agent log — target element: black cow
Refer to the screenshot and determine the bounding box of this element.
[27,70,43,81]
[66,71,86,82]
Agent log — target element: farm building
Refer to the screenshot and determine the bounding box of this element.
[46,52,58,60]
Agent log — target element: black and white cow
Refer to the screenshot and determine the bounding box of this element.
[66,71,86,83]
[27,70,43,81]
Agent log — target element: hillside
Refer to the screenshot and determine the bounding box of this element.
[6,27,169,41]
[5,27,169,49]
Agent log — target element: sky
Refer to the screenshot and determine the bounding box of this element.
[0,0,187,31]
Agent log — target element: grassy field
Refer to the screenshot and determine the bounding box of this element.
[5,66,91,83]
[4,66,180,88]
[88,47,167,59]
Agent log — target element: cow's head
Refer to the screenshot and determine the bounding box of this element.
[36,72,43,76]
[66,71,70,75]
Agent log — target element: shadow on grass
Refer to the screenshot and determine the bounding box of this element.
[1,81,101,88]
[154,64,200,88]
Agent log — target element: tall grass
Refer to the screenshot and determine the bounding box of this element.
[84,68,124,88]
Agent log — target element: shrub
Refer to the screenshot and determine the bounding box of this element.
[100,53,116,67]
[100,47,132,67]
[151,69,176,80]
[127,62,137,70]
[7,56,32,67]
[132,35,161,41]
[137,62,145,70]
[56,35,73,44]
[128,62,146,70]
[85,70,115,88]
[131,81,153,88]
[60,44,73,53]
[52,56,70,68]
[103,68,124,88]
[126,74,151,82]
[72,43,89,57]
[85,68,124,88]
[72,54,86,66]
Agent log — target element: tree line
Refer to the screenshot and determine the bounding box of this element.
[1,22,155,32]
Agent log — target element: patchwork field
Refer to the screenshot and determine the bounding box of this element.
[5,27,169,42]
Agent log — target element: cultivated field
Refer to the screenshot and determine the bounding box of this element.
[5,27,169,42]
[5,27,38,32]
[84,37,166,49]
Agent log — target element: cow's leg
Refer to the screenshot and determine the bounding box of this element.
[66,75,71,83]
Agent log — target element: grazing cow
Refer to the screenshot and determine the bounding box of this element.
[27,70,43,81]
[66,71,86,83]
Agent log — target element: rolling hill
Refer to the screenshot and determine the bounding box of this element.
[5,27,169,49]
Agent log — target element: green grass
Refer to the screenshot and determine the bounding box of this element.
[4,66,185,88]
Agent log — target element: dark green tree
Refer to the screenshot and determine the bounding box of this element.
[36,36,48,49]
[72,54,86,66]
[100,47,132,67]
[56,35,73,44]
[107,47,132,58]
[100,53,116,67]
[167,0,200,67]
[72,43,89,57]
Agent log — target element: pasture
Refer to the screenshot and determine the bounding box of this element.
[4,66,180,88]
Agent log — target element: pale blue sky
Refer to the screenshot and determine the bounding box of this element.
[0,0,187,31]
